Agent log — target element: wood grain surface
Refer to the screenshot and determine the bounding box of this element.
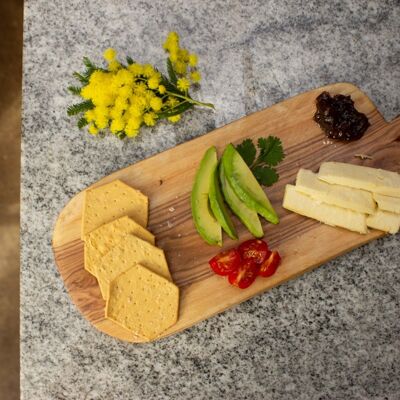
[52,83,400,343]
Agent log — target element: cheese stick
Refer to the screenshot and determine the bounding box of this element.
[373,193,400,214]
[283,184,368,234]
[295,169,375,214]
[318,162,400,198]
[366,210,400,234]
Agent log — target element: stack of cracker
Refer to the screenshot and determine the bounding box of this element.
[81,179,179,341]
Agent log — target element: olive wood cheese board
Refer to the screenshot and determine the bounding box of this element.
[52,83,400,342]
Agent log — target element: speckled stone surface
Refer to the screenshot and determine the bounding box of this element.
[22,1,400,399]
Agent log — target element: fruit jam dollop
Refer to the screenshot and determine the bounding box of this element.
[314,91,370,141]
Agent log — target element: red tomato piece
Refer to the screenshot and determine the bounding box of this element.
[258,251,281,277]
[238,239,269,264]
[209,249,241,276]
[228,259,260,289]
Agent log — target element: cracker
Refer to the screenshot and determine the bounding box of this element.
[106,264,179,340]
[84,216,155,276]
[96,234,171,299]
[81,180,148,239]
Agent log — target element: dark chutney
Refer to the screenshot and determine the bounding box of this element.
[313,91,370,141]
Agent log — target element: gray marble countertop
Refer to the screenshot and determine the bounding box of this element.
[22,1,400,399]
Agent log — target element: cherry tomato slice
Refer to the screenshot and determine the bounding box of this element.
[238,239,269,264]
[209,249,241,276]
[228,259,260,289]
[258,251,281,277]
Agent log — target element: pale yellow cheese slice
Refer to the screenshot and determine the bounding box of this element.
[96,234,171,300]
[106,263,179,341]
[295,169,375,214]
[318,162,400,197]
[81,180,148,240]
[283,184,367,234]
[366,210,400,234]
[84,216,155,276]
[373,193,400,215]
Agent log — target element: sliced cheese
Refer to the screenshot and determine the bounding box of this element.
[283,184,367,234]
[96,234,171,300]
[373,193,400,215]
[318,162,400,198]
[366,210,400,234]
[106,264,179,341]
[84,216,155,277]
[295,169,375,214]
[81,180,148,240]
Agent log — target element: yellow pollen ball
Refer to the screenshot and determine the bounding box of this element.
[103,48,117,62]
[168,115,181,123]
[177,78,190,92]
[150,97,163,111]
[188,53,198,67]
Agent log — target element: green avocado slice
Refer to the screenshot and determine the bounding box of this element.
[222,144,279,224]
[219,163,264,238]
[209,163,238,240]
[191,146,222,246]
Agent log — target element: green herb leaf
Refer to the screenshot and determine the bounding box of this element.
[257,136,284,166]
[235,135,285,187]
[67,100,94,116]
[126,56,134,65]
[166,58,178,85]
[252,166,279,187]
[236,139,256,166]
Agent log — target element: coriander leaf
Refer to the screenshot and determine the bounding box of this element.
[257,136,284,166]
[252,166,279,187]
[236,139,256,166]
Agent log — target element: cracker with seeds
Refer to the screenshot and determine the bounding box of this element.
[106,264,179,340]
[81,180,148,240]
[96,234,171,299]
[84,216,155,276]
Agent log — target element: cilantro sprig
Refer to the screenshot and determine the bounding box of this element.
[236,136,285,186]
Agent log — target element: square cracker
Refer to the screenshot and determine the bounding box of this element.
[106,263,179,341]
[84,216,155,276]
[96,233,172,300]
[81,180,148,240]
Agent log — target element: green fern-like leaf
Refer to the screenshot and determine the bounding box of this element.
[68,86,81,95]
[158,102,194,119]
[77,117,89,129]
[73,72,89,84]
[67,100,94,116]
[166,59,178,85]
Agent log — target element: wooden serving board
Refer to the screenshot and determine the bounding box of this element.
[53,83,400,343]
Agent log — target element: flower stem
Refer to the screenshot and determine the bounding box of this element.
[166,91,214,109]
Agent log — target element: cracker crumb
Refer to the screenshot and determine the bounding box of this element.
[354,153,373,160]
[168,207,175,212]
[167,221,173,228]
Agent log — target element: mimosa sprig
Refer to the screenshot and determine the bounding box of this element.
[67,32,214,139]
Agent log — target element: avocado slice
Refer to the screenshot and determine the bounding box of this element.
[219,163,264,238]
[222,144,279,224]
[191,146,222,246]
[209,163,238,240]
